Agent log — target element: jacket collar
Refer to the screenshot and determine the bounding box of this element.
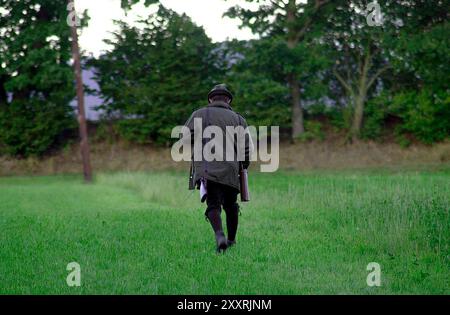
[208,101,232,110]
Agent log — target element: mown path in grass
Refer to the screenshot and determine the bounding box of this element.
[0,170,448,294]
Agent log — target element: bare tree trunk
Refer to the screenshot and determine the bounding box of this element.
[351,93,365,140]
[350,50,370,141]
[287,0,305,140]
[68,0,92,182]
[289,74,305,139]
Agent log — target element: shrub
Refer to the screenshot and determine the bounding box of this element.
[0,101,76,157]
[390,89,450,144]
[360,94,389,140]
[297,120,325,142]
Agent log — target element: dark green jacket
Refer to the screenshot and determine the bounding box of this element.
[185,101,252,191]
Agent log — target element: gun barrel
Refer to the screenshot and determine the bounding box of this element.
[240,168,250,202]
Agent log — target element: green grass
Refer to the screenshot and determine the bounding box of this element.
[0,169,449,294]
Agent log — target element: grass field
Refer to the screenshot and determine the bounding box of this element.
[0,169,449,294]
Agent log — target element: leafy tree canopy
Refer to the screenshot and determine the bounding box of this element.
[91,5,219,144]
[0,0,83,156]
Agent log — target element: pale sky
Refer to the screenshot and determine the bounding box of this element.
[75,0,258,57]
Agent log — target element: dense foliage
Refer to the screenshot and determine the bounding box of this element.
[0,0,80,156]
[0,0,448,157]
[388,21,450,144]
[91,6,218,144]
[225,0,339,138]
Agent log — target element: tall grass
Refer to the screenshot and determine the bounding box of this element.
[0,170,448,294]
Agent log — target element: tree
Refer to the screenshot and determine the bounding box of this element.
[67,0,157,180]
[225,0,336,139]
[386,3,450,144]
[388,2,449,91]
[223,38,329,131]
[326,1,393,140]
[91,5,218,144]
[68,0,92,182]
[225,39,290,128]
[0,0,79,156]
[326,0,449,141]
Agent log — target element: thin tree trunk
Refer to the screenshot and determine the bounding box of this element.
[289,74,305,139]
[351,94,365,140]
[350,49,370,140]
[286,0,304,140]
[68,0,92,182]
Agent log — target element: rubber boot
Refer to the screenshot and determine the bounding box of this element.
[207,209,227,253]
[224,203,239,246]
[215,231,228,253]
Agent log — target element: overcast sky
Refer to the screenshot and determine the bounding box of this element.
[75,0,258,57]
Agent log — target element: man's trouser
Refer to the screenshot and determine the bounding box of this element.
[205,180,240,242]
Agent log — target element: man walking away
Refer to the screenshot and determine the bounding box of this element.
[185,84,252,253]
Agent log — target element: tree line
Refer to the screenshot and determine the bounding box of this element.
[0,0,448,157]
